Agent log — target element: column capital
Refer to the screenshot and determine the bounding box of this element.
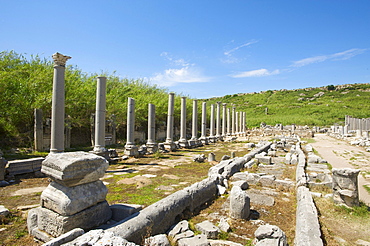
[52,52,71,66]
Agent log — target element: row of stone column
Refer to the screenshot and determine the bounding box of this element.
[48,53,247,157]
[345,115,370,132]
[124,93,247,155]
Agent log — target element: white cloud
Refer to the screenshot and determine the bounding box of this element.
[151,67,210,86]
[222,40,258,64]
[291,48,367,67]
[230,68,280,78]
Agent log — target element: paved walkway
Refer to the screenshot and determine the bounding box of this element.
[310,134,370,205]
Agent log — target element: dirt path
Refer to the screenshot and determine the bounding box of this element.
[311,134,370,205]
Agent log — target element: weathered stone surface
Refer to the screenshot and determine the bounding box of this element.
[6,157,43,176]
[256,156,271,165]
[195,220,220,239]
[295,186,323,246]
[332,168,360,207]
[208,153,216,162]
[259,175,276,187]
[177,234,210,246]
[285,153,291,164]
[194,154,206,163]
[221,155,230,161]
[41,152,109,187]
[41,180,108,216]
[168,220,189,238]
[229,186,250,220]
[110,203,143,222]
[32,201,111,237]
[209,240,243,246]
[246,173,261,185]
[145,234,170,246]
[246,192,275,206]
[0,205,10,221]
[254,224,287,246]
[218,218,230,232]
[231,180,249,190]
[173,230,195,242]
[230,172,248,181]
[42,228,84,246]
[275,179,294,191]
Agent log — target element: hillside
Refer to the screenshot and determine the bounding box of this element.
[204,83,370,128]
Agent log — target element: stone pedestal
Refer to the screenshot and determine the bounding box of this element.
[28,152,111,241]
[332,168,360,207]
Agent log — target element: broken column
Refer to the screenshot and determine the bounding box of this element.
[178,97,189,148]
[164,93,176,151]
[229,186,250,219]
[332,168,360,207]
[199,102,208,145]
[209,104,216,143]
[124,97,139,156]
[215,102,221,140]
[50,52,71,153]
[222,103,226,138]
[28,152,112,241]
[93,76,107,155]
[146,103,158,154]
[189,100,199,147]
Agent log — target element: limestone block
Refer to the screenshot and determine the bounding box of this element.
[246,173,261,185]
[275,180,294,192]
[173,230,195,242]
[332,168,360,207]
[290,154,298,165]
[41,152,109,187]
[177,234,210,246]
[40,180,108,216]
[254,224,287,246]
[256,156,271,165]
[195,220,220,239]
[42,228,84,246]
[284,153,291,164]
[246,192,275,206]
[0,205,10,218]
[218,218,230,232]
[231,180,249,190]
[209,240,243,246]
[259,175,276,187]
[230,172,248,181]
[168,220,189,238]
[110,203,143,222]
[229,186,250,220]
[6,157,43,176]
[145,234,170,246]
[34,201,111,237]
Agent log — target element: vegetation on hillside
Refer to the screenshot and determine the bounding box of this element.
[1,50,369,149]
[205,84,370,127]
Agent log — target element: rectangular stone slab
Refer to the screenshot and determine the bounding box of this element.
[41,180,108,216]
[35,201,112,237]
[41,152,108,187]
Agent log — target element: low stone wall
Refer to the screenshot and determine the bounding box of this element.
[6,157,44,176]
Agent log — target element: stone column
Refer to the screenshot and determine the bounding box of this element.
[216,102,221,140]
[50,53,71,153]
[124,97,138,156]
[34,108,43,152]
[242,112,246,136]
[146,103,158,154]
[227,107,231,136]
[231,106,236,136]
[164,93,176,151]
[209,104,216,143]
[199,102,208,145]
[93,77,107,154]
[222,103,227,137]
[189,100,199,147]
[178,97,189,148]
[235,112,239,136]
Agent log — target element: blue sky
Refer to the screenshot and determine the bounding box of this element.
[1,1,370,99]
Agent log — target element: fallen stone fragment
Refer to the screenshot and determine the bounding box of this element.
[254,224,287,246]
[144,234,170,246]
[177,234,210,246]
[195,220,220,239]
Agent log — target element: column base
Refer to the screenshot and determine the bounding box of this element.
[164,141,177,151]
[199,137,209,145]
[178,139,190,148]
[124,145,139,157]
[146,143,158,154]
